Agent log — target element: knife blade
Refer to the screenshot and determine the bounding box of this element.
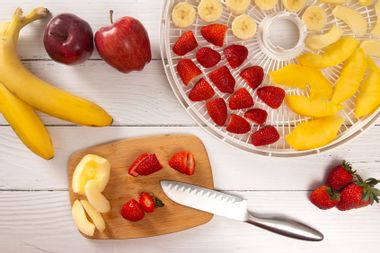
[160,180,323,241]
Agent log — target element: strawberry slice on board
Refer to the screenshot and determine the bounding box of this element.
[244,108,268,125]
[206,98,228,126]
[169,151,196,175]
[208,66,235,94]
[223,44,248,68]
[196,47,221,68]
[228,88,254,110]
[256,86,285,109]
[226,114,251,134]
[177,59,202,86]
[251,125,280,146]
[200,24,228,47]
[240,66,264,90]
[120,199,145,221]
[139,192,165,213]
[128,153,162,177]
[310,185,340,210]
[188,78,215,102]
[172,31,198,56]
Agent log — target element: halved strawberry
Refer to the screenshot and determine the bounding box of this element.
[169,151,195,175]
[244,108,268,125]
[226,114,251,134]
[120,199,145,221]
[206,98,228,126]
[200,24,228,47]
[139,192,164,213]
[128,153,149,176]
[208,66,235,94]
[177,59,202,86]
[240,66,264,90]
[173,31,198,56]
[256,86,285,109]
[251,125,280,146]
[228,88,254,110]
[196,47,221,68]
[128,153,162,177]
[188,78,215,101]
[223,44,248,68]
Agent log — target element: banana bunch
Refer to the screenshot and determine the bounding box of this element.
[0,8,112,159]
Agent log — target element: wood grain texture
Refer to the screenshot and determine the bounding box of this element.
[67,134,213,239]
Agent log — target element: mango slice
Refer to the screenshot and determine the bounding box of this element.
[80,200,106,232]
[305,25,342,50]
[286,95,342,117]
[71,200,95,237]
[360,40,380,58]
[286,116,344,150]
[332,6,367,36]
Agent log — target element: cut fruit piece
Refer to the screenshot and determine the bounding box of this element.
[305,25,342,50]
[229,88,254,110]
[331,49,367,104]
[200,24,228,47]
[251,126,280,146]
[297,37,359,68]
[71,200,95,237]
[207,98,228,126]
[226,114,251,134]
[188,78,215,101]
[371,1,380,37]
[244,108,268,125]
[196,47,221,68]
[320,0,346,3]
[198,0,223,23]
[302,6,327,31]
[208,66,236,94]
[85,180,111,213]
[226,0,250,14]
[255,0,278,11]
[72,154,111,195]
[332,6,367,36]
[224,44,248,68]
[177,59,202,85]
[172,31,198,56]
[360,40,380,58]
[359,0,373,6]
[286,116,344,150]
[283,0,306,12]
[256,86,285,109]
[232,14,257,40]
[80,200,106,232]
[240,66,264,90]
[172,2,196,28]
[286,95,343,117]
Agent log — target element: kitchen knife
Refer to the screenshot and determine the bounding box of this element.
[160,180,323,241]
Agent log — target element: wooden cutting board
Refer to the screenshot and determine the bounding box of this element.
[67,134,214,239]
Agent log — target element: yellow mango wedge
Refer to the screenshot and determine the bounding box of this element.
[286,116,344,150]
[331,49,367,104]
[297,37,360,68]
[270,64,333,98]
[360,40,380,57]
[286,95,343,117]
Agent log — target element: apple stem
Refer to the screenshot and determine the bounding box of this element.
[109,10,114,24]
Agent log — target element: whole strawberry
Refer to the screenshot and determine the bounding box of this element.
[310,185,340,209]
[327,160,356,191]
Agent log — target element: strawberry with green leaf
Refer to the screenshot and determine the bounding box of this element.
[327,160,357,190]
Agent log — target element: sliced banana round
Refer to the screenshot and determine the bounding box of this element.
[283,0,306,12]
[302,6,327,31]
[254,0,278,11]
[226,0,250,14]
[172,2,196,28]
[198,0,223,22]
[232,14,257,40]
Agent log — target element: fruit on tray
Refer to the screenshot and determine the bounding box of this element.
[355,59,380,117]
[229,88,254,110]
[297,37,359,68]
[332,6,367,36]
[283,0,306,12]
[359,0,373,6]
[302,6,327,31]
[200,24,228,47]
[320,0,346,3]
[309,185,340,210]
[207,98,228,126]
[254,0,278,11]
[240,66,264,90]
[305,25,342,50]
[224,44,248,68]
[360,40,380,58]
[196,47,221,68]
[139,192,164,213]
[226,114,251,134]
[85,180,111,213]
[244,108,268,125]
[256,86,285,109]
[72,200,96,236]
[128,153,163,177]
[189,78,215,101]
[177,59,202,85]
[331,49,367,104]
[171,2,196,28]
[173,31,198,56]
[285,116,344,150]
[208,66,236,93]
[327,161,356,191]
[43,13,93,65]
[226,0,250,14]
[251,125,280,146]
[371,0,380,37]
[198,0,223,22]
[121,199,145,221]
[232,14,257,40]
[80,200,106,232]
[285,95,342,117]
[0,83,53,159]
[72,154,111,195]
[169,151,195,175]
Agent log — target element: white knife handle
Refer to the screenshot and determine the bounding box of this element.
[246,212,323,241]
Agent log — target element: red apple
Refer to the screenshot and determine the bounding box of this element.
[43,13,94,65]
[95,11,152,73]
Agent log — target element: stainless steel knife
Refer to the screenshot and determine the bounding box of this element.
[160,180,323,241]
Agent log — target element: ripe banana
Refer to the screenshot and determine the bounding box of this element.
[254,0,277,11]
[332,6,367,36]
[198,0,223,22]
[226,0,250,14]
[232,14,257,40]
[172,2,196,27]
[371,0,380,37]
[0,8,112,127]
[302,6,327,31]
[305,25,342,50]
[283,0,306,12]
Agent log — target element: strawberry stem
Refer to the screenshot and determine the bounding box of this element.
[109,10,114,24]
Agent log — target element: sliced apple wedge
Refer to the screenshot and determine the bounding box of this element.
[360,40,380,58]
[332,6,367,36]
[71,200,95,237]
[80,200,106,232]
[305,25,342,50]
[286,95,342,117]
[85,180,111,213]
[372,1,380,37]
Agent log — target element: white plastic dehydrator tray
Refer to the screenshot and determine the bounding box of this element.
[160,0,380,157]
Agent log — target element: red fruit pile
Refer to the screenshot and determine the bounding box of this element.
[310,161,380,211]
[121,192,164,222]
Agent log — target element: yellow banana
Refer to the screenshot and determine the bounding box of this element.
[0,8,112,127]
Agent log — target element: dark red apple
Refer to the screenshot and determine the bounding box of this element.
[95,11,151,73]
[44,13,94,65]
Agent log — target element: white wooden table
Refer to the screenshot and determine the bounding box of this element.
[1,0,379,252]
